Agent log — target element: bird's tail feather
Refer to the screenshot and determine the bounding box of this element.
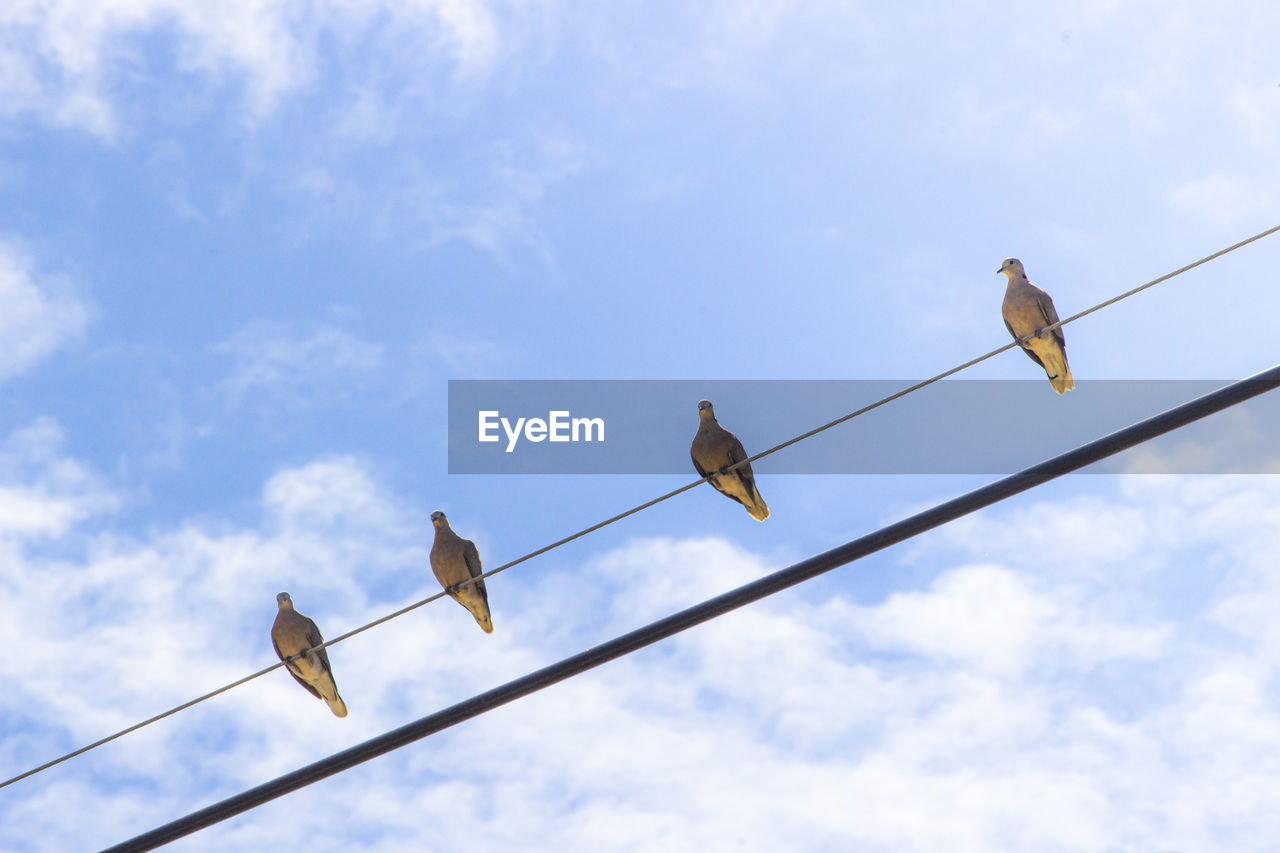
[326,693,348,718]
[316,676,348,718]
[1043,352,1074,395]
[460,592,495,633]
[747,487,770,522]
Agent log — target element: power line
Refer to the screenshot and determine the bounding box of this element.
[4,224,1277,793]
[101,363,1280,853]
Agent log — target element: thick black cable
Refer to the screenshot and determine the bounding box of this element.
[101,363,1280,853]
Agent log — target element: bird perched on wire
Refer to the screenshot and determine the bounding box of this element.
[690,399,769,521]
[999,257,1075,394]
[271,592,348,718]
[429,511,494,633]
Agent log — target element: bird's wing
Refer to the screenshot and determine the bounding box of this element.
[304,617,334,673]
[727,434,758,489]
[1035,288,1067,350]
[464,539,489,603]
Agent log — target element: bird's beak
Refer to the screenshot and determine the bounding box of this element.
[996,267,1003,274]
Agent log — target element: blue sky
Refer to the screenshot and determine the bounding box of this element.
[2,1,1280,850]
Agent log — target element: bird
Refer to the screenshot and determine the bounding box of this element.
[690,399,769,521]
[429,511,494,633]
[999,258,1075,394]
[271,592,348,718]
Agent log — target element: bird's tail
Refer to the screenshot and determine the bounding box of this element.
[1043,351,1074,395]
[459,591,495,634]
[325,693,349,718]
[746,486,770,522]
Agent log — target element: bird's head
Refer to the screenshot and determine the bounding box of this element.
[998,257,1025,279]
[430,510,447,528]
[276,591,293,609]
[697,399,715,419]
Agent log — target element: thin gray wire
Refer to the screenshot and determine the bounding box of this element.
[4,222,1277,793]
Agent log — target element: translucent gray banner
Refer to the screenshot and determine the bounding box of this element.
[447,380,1279,474]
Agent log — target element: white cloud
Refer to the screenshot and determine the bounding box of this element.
[849,563,1169,676]
[8,451,1280,848]
[0,453,421,749]
[0,0,501,137]
[262,455,400,532]
[0,418,116,541]
[0,242,88,384]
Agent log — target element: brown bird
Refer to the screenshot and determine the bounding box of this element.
[271,592,348,718]
[690,399,769,521]
[429,511,494,633]
[999,257,1075,394]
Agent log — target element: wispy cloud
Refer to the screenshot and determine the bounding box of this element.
[414,328,516,377]
[284,130,598,262]
[1166,174,1273,229]
[214,320,385,404]
[1231,81,1280,147]
[0,241,88,384]
[1116,405,1280,475]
